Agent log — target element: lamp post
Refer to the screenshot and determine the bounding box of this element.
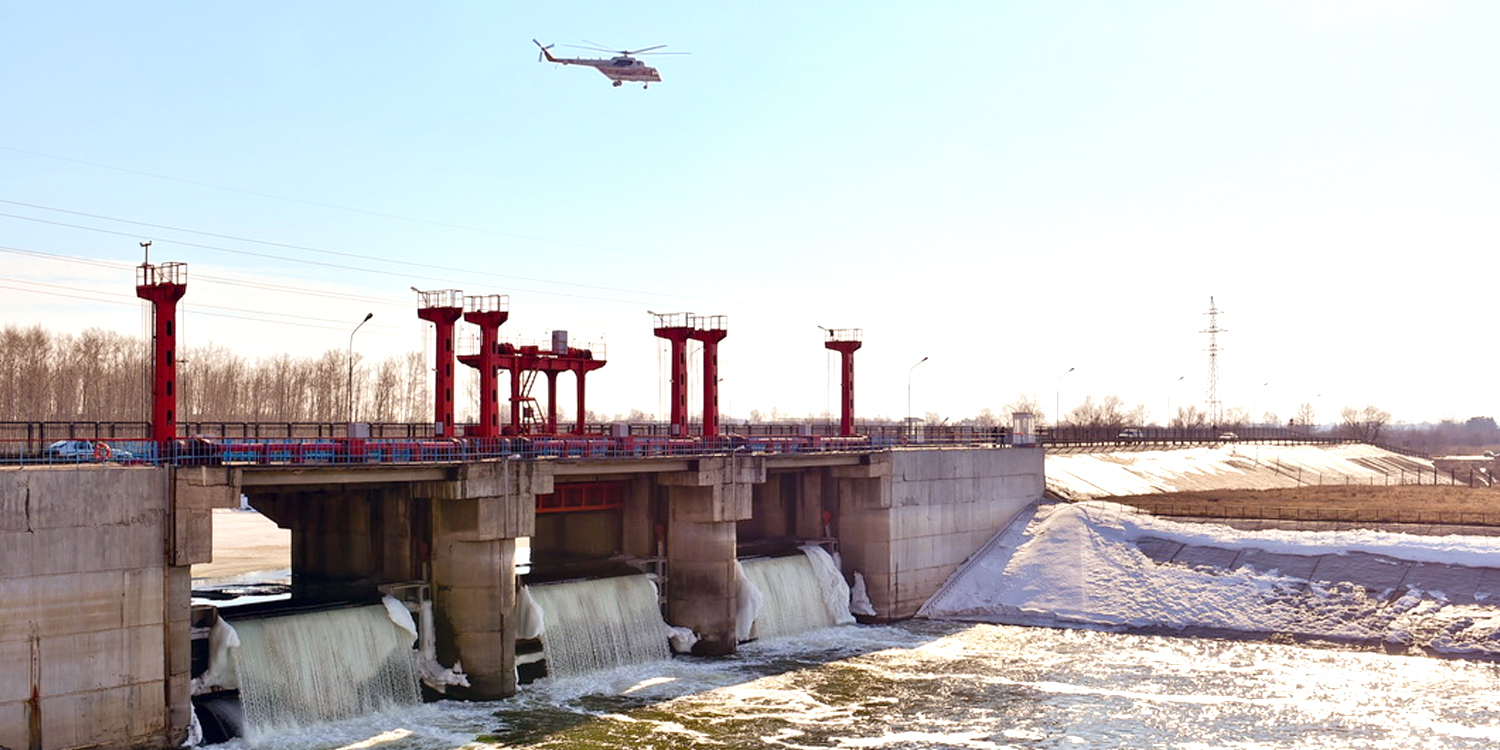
[1254,381,1269,430]
[1055,367,1074,430]
[1167,375,1184,430]
[348,312,373,425]
[907,356,928,438]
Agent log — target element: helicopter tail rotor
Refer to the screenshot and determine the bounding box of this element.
[532,39,557,63]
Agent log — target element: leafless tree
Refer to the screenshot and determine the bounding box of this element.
[1067,394,1129,429]
[1003,393,1046,426]
[1341,405,1392,443]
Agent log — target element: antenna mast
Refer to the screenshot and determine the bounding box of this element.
[1201,297,1226,425]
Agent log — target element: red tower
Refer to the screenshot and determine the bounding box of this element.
[822,328,863,437]
[415,288,464,437]
[135,262,188,448]
[652,312,694,436]
[456,294,509,438]
[689,315,728,438]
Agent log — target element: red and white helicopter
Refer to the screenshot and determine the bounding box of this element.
[532,40,683,88]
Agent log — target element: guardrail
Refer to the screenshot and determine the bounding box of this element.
[0,430,1024,467]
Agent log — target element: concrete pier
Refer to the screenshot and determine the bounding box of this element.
[660,456,763,655]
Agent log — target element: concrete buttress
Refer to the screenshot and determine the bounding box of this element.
[418,460,545,700]
[660,456,764,655]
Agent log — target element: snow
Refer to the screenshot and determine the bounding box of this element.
[1044,443,1442,499]
[920,501,1500,657]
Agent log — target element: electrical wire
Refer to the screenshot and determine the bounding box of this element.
[0,201,831,314]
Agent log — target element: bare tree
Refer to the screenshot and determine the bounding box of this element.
[1067,395,1129,429]
[1341,405,1392,443]
[1003,393,1046,425]
[1294,402,1317,430]
[1172,405,1208,428]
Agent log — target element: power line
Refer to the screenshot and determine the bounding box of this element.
[0,206,821,314]
[0,243,646,336]
[0,277,418,339]
[0,146,685,262]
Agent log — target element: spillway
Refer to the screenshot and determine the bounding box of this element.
[225,603,421,740]
[525,574,672,679]
[739,547,856,641]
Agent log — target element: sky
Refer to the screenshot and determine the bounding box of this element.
[2,1,1497,426]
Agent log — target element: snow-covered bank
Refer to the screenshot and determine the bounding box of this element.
[920,501,1500,658]
[1046,443,1439,498]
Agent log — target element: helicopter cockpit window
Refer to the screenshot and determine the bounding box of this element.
[613,58,634,67]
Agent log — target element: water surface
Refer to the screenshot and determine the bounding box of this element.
[222,622,1500,749]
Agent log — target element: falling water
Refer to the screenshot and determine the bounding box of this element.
[527,575,671,679]
[740,550,854,640]
[227,604,420,740]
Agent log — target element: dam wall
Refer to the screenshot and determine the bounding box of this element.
[0,466,237,750]
[837,447,1045,620]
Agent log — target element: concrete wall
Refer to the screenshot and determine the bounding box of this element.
[1,467,186,750]
[836,447,1045,620]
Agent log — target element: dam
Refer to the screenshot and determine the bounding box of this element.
[1,443,1043,748]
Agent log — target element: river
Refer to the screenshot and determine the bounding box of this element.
[212,620,1500,749]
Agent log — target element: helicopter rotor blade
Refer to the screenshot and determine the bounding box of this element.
[623,44,668,55]
[561,43,621,54]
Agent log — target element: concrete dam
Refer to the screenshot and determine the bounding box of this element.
[1,444,1043,748]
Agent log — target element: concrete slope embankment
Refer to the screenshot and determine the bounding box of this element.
[1045,443,1438,499]
[919,501,1500,658]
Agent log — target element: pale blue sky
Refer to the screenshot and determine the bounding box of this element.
[3,1,1496,425]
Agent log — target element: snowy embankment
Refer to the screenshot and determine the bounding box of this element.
[920,501,1500,658]
[1044,442,1437,499]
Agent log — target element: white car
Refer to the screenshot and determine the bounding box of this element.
[46,440,134,462]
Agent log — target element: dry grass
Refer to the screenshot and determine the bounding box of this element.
[1110,485,1500,527]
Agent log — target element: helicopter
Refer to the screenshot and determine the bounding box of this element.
[532,40,683,88]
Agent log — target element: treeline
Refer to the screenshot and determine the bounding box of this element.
[0,325,429,424]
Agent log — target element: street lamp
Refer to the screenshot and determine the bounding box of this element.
[907,356,928,437]
[1055,367,1074,429]
[1167,375,1184,428]
[1254,381,1269,428]
[348,312,373,425]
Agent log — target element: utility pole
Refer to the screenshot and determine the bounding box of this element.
[1202,297,1226,426]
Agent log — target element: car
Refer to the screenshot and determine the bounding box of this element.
[45,440,134,462]
[1117,428,1146,441]
[1217,432,1239,442]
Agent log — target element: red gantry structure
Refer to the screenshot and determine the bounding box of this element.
[414,289,465,437]
[688,315,728,438]
[135,262,187,447]
[822,328,863,437]
[456,294,510,438]
[501,331,607,435]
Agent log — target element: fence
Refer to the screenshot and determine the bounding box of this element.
[1109,500,1500,528]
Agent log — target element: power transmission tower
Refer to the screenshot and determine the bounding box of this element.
[1201,297,1226,426]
